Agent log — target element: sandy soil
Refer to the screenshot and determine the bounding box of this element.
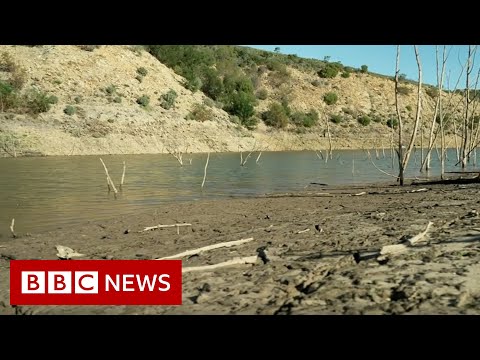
[1,182,480,315]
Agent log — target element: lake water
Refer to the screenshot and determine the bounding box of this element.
[0,149,474,239]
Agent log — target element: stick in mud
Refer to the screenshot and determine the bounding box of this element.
[141,223,192,232]
[120,161,126,188]
[182,256,259,273]
[10,218,16,238]
[99,158,118,195]
[201,152,210,188]
[256,152,262,164]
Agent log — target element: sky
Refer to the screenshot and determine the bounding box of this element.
[246,45,479,89]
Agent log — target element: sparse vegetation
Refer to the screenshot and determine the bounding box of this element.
[136,95,150,108]
[63,105,76,116]
[406,105,412,111]
[105,85,116,95]
[426,87,438,98]
[318,62,343,79]
[256,88,268,100]
[113,96,122,103]
[360,65,368,73]
[341,71,350,78]
[330,114,343,124]
[187,103,213,122]
[74,96,83,104]
[386,118,398,129]
[397,86,412,96]
[160,89,177,110]
[291,110,319,128]
[137,67,148,77]
[25,89,56,114]
[342,107,355,116]
[357,115,371,126]
[323,92,338,105]
[261,102,289,128]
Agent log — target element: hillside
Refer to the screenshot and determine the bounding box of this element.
[0,45,467,157]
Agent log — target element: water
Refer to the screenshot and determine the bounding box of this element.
[0,149,474,238]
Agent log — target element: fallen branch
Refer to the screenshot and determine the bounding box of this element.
[182,256,258,273]
[354,192,366,196]
[10,218,16,238]
[99,158,118,195]
[141,223,192,234]
[297,228,310,234]
[156,237,255,260]
[409,188,428,193]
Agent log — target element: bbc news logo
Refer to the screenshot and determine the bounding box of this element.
[10,260,182,305]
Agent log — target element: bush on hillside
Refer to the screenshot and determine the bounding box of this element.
[323,92,338,105]
[160,89,177,110]
[262,102,289,128]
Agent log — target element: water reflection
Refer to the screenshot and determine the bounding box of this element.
[0,149,471,238]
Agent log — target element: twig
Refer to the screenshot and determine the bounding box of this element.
[156,237,255,260]
[141,223,192,232]
[182,256,259,273]
[201,152,210,188]
[354,191,366,196]
[10,218,16,238]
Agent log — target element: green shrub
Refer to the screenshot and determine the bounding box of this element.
[183,76,202,92]
[203,97,216,107]
[137,67,148,77]
[262,102,289,128]
[10,66,27,90]
[48,95,58,104]
[341,71,350,78]
[323,92,338,105]
[187,103,213,122]
[63,105,76,116]
[201,69,223,100]
[224,91,255,121]
[360,65,368,73]
[136,95,150,108]
[26,89,53,114]
[386,118,398,129]
[113,96,122,103]
[256,88,268,100]
[0,81,17,110]
[160,89,177,110]
[318,62,343,79]
[330,114,343,124]
[74,96,83,104]
[358,115,371,126]
[397,86,412,96]
[291,110,319,127]
[406,105,412,111]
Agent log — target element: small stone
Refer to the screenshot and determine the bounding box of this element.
[124,229,130,234]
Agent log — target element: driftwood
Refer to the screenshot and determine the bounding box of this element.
[409,188,428,193]
[10,218,16,238]
[141,223,192,234]
[297,228,310,234]
[354,192,366,196]
[182,256,258,273]
[355,222,434,263]
[56,245,85,260]
[157,237,255,260]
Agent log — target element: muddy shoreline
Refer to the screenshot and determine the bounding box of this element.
[1,182,480,315]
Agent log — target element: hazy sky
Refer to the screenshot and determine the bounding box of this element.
[246,45,478,89]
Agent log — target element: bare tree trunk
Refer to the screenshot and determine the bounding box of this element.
[461,45,474,168]
[395,46,405,185]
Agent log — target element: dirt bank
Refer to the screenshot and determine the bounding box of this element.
[1,182,480,314]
